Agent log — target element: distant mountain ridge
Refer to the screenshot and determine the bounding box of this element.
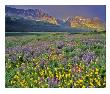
[5,7,58,25]
[5,7,106,32]
[67,16,105,31]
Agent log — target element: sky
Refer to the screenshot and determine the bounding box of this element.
[6,5,106,22]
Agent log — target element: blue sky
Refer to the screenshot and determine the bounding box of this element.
[6,5,106,22]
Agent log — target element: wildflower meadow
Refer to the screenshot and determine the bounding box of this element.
[5,32,106,88]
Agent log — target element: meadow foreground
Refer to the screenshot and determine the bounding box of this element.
[5,32,106,88]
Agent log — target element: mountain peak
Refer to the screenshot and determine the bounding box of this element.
[66,16,105,31]
[5,7,105,32]
[5,6,58,25]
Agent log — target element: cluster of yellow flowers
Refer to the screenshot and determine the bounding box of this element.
[5,33,106,88]
[7,50,105,88]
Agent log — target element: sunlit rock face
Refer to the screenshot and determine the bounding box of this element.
[66,16,105,31]
[5,7,58,25]
[5,7,106,32]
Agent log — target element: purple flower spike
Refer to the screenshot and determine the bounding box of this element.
[82,52,96,63]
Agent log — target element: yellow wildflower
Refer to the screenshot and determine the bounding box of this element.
[82,85,86,88]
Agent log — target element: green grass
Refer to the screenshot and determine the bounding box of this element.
[5,32,106,88]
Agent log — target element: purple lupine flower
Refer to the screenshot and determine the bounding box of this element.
[39,59,47,68]
[56,41,65,49]
[9,54,17,61]
[82,52,96,63]
[52,77,59,85]
[47,77,51,82]
[56,48,62,55]
[40,77,44,81]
